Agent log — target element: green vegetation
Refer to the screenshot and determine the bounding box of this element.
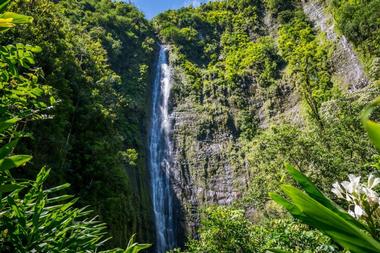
[154,0,380,252]
[328,0,380,75]
[172,206,339,253]
[0,0,151,251]
[1,0,380,252]
[271,162,380,252]
[0,0,157,247]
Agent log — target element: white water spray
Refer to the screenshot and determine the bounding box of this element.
[149,45,176,253]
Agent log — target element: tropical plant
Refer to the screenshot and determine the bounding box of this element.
[0,0,32,32]
[331,174,380,233]
[0,121,151,252]
[270,164,380,253]
[0,1,151,251]
[100,235,151,253]
[269,97,380,253]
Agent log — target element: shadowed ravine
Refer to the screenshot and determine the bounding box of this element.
[149,45,177,253]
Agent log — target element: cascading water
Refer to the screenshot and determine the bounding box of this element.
[149,45,176,253]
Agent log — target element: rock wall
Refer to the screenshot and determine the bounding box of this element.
[161,0,372,238]
[301,0,368,91]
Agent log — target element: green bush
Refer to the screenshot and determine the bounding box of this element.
[177,206,339,253]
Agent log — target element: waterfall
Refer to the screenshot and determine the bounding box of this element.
[149,45,176,253]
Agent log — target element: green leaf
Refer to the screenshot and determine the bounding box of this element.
[0,139,18,159]
[47,194,74,204]
[0,118,19,133]
[269,192,304,219]
[0,155,32,171]
[281,184,380,252]
[44,183,71,194]
[364,120,380,152]
[31,45,42,53]
[0,0,10,12]
[266,249,291,253]
[362,96,380,152]
[285,165,365,229]
[0,183,24,193]
[0,12,33,24]
[124,234,152,253]
[286,164,326,204]
[129,243,152,253]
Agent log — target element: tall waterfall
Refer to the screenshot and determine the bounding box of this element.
[149,45,176,253]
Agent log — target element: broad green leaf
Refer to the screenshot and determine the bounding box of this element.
[286,165,365,229]
[269,192,304,219]
[282,184,380,252]
[0,12,33,24]
[364,120,380,152]
[0,155,32,171]
[286,164,326,203]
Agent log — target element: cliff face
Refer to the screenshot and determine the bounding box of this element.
[154,0,377,237]
[301,0,368,91]
[169,75,250,234]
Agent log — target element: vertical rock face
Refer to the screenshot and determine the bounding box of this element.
[301,0,369,91]
[169,98,249,235]
[157,0,372,239]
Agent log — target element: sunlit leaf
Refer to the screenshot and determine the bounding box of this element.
[0,12,33,24]
[362,96,380,152]
[282,184,380,252]
[0,155,32,171]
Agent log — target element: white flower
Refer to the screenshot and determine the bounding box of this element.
[348,209,355,218]
[341,181,351,192]
[347,174,361,193]
[345,193,353,202]
[362,187,379,203]
[348,205,366,218]
[332,182,344,199]
[354,205,365,218]
[331,174,380,221]
[367,174,380,189]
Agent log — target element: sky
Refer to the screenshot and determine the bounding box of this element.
[128,0,209,19]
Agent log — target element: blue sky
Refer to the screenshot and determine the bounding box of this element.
[129,0,208,19]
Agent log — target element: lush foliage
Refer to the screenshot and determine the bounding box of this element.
[153,0,380,252]
[0,1,152,251]
[270,99,380,253]
[1,0,157,247]
[328,0,380,76]
[0,125,151,252]
[271,164,380,253]
[173,206,339,253]
[2,0,379,251]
